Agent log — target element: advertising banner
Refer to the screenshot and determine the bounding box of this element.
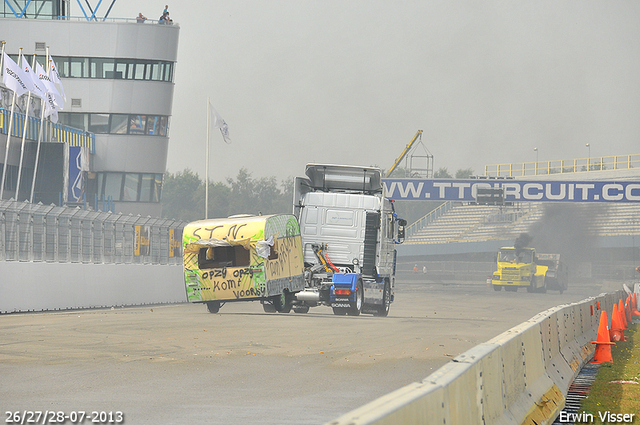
[382,179,640,203]
[134,225,150,256]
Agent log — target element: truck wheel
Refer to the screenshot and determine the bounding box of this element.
[262,302,277,313]
[373,281,391,317]
[272,291,292,313]
[493,285,502,292]
[206,301,221,314]
[347,280,363,316]
[293,305,310,314]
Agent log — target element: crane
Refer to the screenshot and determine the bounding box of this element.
[386,130,432,178]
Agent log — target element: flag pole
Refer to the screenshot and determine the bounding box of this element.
[0,90,17,200]
[30,52,47,203]
[16,48,32,200]
[0,42,4,199]
[205,97,210,219]
[0,44,21,200]
[0,42,5,78]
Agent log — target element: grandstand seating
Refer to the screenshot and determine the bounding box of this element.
[405,202,640,244]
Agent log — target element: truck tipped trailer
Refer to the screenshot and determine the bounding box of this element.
[536,253,568,293]
[491,246,548,293]
[292,164,406,316]
[491,246,567,294]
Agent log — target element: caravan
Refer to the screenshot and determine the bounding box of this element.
[183,214,305,313]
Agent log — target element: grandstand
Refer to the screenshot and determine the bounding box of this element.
[405,202,640,245]
[405,153,640,245]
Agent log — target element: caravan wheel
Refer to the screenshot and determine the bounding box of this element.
[272,292,292,313]
[206,301,221,314]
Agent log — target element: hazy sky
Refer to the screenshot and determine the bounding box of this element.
[105,1,640,183]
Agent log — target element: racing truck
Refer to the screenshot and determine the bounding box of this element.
[491,246,548,293]
[291,163,406,316]
[536,253,569,293]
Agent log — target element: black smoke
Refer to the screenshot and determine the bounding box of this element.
[526,203,607,275]
[514,233,533,250]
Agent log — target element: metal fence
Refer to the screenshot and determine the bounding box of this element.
[0,200,185,264]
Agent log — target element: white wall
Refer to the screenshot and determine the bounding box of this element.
[0,262,185,313]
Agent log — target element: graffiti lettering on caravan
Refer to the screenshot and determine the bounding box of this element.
[382,179,640,203]
[265,237,294,278]
[190,223,248,240]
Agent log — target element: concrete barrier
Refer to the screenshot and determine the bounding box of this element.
[327,291,626,425]
[0,262,186,313]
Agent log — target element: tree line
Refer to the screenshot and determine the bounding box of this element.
[161,168,293,222]
[161,166,474,224]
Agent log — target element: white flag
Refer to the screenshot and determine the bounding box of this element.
[43,91,59,123]
[21,56,46,99]
[2,52,29,97]
[209,101,231,144]
[35,61,63,110]
[49,56,66,101]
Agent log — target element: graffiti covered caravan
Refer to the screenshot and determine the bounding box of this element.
[183,214,305,313]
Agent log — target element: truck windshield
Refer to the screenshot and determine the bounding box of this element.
[499,250,517,262]
[499,250,532,263]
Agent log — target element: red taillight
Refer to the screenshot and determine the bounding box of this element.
[334,289,351,295]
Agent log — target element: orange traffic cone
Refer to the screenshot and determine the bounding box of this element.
[632,293,640,318]
[610,304,626,342]
[591,310,615,364]
[619,299,628,329]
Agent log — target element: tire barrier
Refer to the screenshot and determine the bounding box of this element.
[0,262,186,313]
[326,290,626,425]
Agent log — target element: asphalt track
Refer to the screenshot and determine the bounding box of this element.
[0,277,610,425]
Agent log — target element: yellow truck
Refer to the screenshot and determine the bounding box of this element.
[182,214,306,313]
[491,247,548,293]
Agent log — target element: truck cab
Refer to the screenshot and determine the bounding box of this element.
[292,164,406,316]
[492,247,548,293]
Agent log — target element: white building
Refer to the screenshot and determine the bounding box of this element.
[1,0,179,216]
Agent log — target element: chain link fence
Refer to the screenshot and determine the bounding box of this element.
[0,200,185,264]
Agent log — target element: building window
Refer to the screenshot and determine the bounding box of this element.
[58,113,169,136]
[104,173,124,201]
[129,115,147,134]
[69,57,89,78]
[122,174,140,201]
[88,113,109,133]
[139,174,154,202]
[53,56,174,83]
[110,114,129,134]
[92,172,163,203]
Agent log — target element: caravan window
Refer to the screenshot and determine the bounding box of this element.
[198,246,250,269]
[267,239,279,260]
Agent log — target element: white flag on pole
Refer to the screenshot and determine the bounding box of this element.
[208,101,231,144]
[21,56,46,99]
[2,52,29,97]
[35,61,59,123]
[35,61,63,110]
[49,55,66,101]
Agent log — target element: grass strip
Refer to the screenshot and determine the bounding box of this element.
[579,322,640,423]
